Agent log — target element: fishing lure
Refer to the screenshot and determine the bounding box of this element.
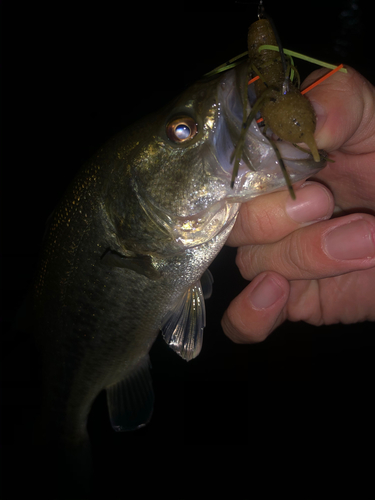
[206,3,346,198]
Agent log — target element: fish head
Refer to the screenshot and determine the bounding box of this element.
[117,62,326,254]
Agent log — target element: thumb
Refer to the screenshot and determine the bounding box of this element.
[302,66,375,154]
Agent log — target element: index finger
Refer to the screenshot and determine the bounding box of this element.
[226,181,334,247]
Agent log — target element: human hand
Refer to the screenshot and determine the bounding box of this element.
[222,66,375,343]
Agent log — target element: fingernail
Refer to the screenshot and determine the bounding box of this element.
[249,275,285,310]
[324,219,375,260]
[309,99,327,135]
[286,183,332,224]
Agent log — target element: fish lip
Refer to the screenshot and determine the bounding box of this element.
[213,63,327,198]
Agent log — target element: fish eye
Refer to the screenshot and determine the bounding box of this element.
[166,116,198,143]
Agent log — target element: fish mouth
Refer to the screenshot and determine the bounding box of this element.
[131,63,327,253]
[213,62,327,202]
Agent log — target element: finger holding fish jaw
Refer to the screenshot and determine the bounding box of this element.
[222,184,375,343]
[222,65,375,344]
[222,181,336,343]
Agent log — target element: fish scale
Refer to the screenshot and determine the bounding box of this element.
[32,59,326,494]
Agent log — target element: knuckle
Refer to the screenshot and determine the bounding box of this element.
[242,203,281,243]
[235,246,247,277]
[235,229,321,282]
[279,232,318,279]
[235,245,260,280]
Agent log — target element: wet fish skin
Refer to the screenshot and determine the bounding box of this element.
[32,61,326,454]
[34,75,224,443]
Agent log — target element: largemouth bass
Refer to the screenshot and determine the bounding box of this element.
[33,60,325,480]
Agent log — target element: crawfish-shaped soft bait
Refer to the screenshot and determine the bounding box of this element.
[248,17,320,162]
[231,10,322,197]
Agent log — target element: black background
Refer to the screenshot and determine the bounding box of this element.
[1,1,374,497]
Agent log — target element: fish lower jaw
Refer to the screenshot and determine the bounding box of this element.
[170,201,238,249]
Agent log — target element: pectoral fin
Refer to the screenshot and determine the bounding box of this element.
[161,278,206,362]
[106,356,154,432]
